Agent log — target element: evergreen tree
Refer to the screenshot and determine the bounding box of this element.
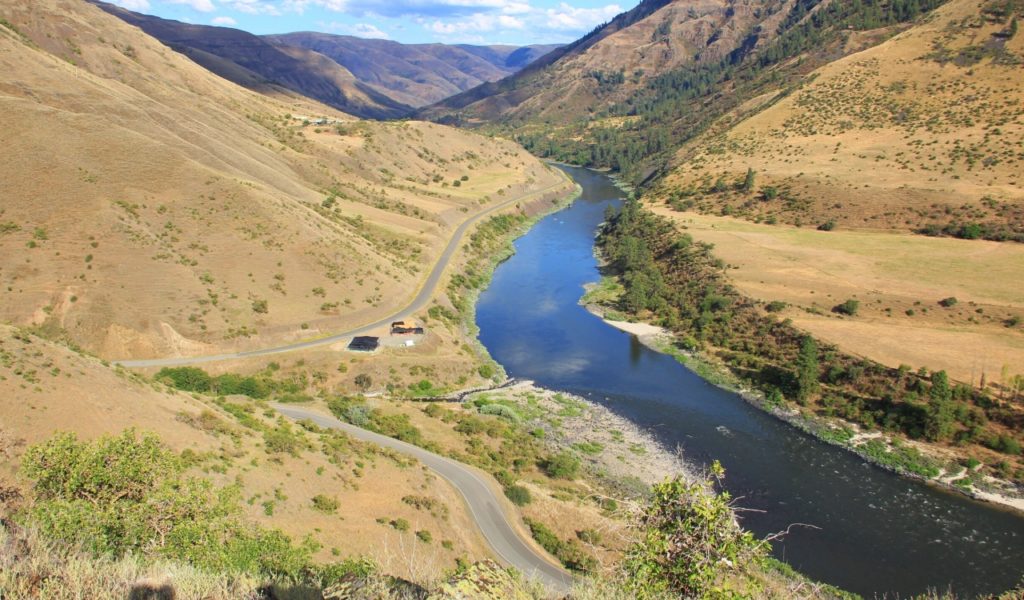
[925,370,955,441]
[741,168,756,193]
[795,336,820,405]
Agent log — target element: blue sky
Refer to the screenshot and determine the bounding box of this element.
[108,0,627,45]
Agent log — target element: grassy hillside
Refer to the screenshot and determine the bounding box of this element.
[658,0,1024,239]
[421,0,951,184]
[0,0,570,362]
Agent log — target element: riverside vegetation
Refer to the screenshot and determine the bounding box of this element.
[592,199,1023,497]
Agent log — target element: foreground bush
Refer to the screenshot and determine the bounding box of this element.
[19,430,313,579]
[624,462,765,598]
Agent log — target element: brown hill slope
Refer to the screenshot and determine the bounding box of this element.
[0,324,495,580]
[419,0,794,124]
[268,33,560,108]
[90,1,412,119]
[420,0,954,185]
[0,0,569,361]
[657,0,1024,237]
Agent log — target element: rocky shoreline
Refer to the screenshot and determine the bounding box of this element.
[463,381,696,494]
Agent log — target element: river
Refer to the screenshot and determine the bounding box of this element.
[475,165,1024,598]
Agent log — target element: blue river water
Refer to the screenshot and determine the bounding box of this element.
[475,165,1024,598]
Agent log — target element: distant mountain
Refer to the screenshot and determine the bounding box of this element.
[91,1,412,119]
[419,0,954,184]
[267,33,560,107]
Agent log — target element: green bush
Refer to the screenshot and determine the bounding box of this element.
[938,297,959,307]
[19,430,312,578]
[415,530,432,543]
[833,299,860,316]
[311,494,339,514]
[624,463,764,598]
[542,451,581,479]
[504,485,532,506]
[478,403,521,422]
[523,518,596,572]
[156,367,212,392]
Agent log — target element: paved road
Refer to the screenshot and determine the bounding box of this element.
[275,405,574,594]
[115,176,574,368]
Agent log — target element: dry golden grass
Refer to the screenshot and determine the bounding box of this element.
[0,0,570,362]
[652,207,1024,385]
[0,324,496,582]
[662,0,1024,232]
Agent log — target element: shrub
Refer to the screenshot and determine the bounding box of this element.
[390,518,410,532]
[504,485,532,506]
[311,494,339,514]
[353,374,372,391]
[263,422,306,456]
[765,300,787,313]
[833,299,860,316]
[19,431,312,578]
[939,297,958,307]
[624,463,763,598]
[543,451,581,479]
[415,530,432,543]
[477,363,495,379]
[524,518,596,572]
[479,404,521,422]
[155,367,212,392]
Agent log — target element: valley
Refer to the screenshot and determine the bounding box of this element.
[1,0,1023,597]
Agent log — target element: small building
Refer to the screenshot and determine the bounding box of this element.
[348,336,379,351]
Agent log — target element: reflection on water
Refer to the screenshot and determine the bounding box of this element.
[476,165,1024,598]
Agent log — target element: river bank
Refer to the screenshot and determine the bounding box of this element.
[463,381,696,492]
[581,297,1024,515]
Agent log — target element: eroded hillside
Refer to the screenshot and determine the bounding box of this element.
[0,0,572,361]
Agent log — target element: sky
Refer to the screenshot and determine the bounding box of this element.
[107,0,627,45]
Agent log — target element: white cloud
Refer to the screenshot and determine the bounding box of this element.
[113,0,152,10]
[542,2,620,31]
[427,10,526,34]
[166,0,217,12]
[224,0,283,15]
[321,20,390,37]
[351,22,389,37]
[211,15,237,24]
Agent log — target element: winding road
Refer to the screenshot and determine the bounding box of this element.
[115,175,575,368]
[274,404,574,593]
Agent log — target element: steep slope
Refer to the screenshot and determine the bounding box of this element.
[422,0,950,183]
[0,325,495,580]
[269,33,560,107]
[0,0,571,361]
[657,0,1024,237]
[90,1,412,119]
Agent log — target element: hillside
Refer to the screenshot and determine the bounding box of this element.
[421,0,952,184]
[267,33,560,108]
[657,0,1024,238]
[0,324,501,581]
[90,0,412,119]
[0,0,571,362]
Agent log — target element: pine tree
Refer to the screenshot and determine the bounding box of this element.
[795,336,820,405]
[741,168,756,193]
[925,370,955,441]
